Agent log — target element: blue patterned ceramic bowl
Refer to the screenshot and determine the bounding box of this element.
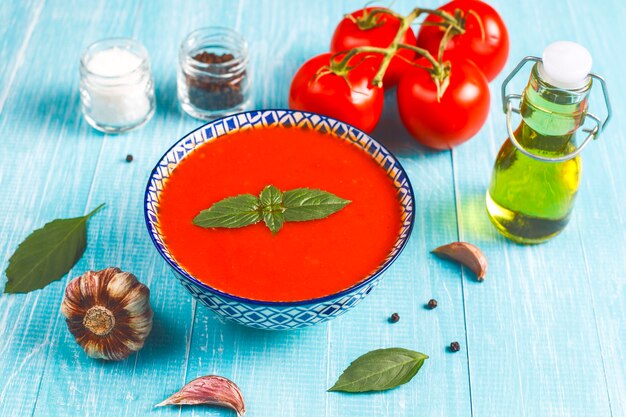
[144,110,414,330]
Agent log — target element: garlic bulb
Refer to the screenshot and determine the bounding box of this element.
[61,267,153,361]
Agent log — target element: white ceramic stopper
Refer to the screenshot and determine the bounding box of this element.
[539,41,592,89]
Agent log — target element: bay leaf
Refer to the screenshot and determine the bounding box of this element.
[329,348,428,393]
[4,204,105,294]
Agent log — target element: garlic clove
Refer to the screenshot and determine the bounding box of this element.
[156,375,246,416]
[432,242,488,281]
[106,269,137,300]
[61,267,153,361]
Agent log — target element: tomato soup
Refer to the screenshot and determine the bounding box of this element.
[157,126,402,302]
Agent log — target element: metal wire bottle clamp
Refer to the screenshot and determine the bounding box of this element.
[501,56,612,163]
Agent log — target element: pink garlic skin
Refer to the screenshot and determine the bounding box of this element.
[432,242,488,281]
[157,375,246,416]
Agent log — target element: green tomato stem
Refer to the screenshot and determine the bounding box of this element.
[326,6,468,90]
[369,7,423,87]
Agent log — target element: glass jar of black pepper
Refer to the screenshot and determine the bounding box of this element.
[178,27,251,120]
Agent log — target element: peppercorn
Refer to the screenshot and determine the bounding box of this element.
[427,299,438,309]
[449,341,461,352]
[125,154,133,163]
[184,52,246,111]
[389,313,400,323]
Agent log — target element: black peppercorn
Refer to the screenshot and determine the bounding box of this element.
[184,52,246,112]
[389,313,400,323]
[449,341,461,352]
[427,299,438,309]
[125,154,133,163]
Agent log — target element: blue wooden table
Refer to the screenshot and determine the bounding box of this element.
[1,1,624,416]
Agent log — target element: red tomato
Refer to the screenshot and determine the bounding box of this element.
[289,53,384,133]
[397,58,490,149]
[330,7,416,87]
[416,0,509,81]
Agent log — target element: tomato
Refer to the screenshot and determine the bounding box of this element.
[330,7,416,87]
[397,58,490,150]
[416,0,509,81]
[289,53,384,133]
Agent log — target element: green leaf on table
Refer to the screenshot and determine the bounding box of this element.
[193,194,262,228]
[4,204,106,294]
[283,188,350,222]
[193,185,350,234]
[329,348,428,393]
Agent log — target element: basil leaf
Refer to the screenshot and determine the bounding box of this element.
[193,194,261,229]
[4,204,106,294]
[193,186,350,233]
[282,188,350,222]
[259,185,282,207]
[263,211,284,234]
[329,348,428,393]
[259,185,284,234]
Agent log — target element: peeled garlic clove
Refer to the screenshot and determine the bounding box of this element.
[156,375,246,416]
[60,267,153,361]
[432,242,487,281]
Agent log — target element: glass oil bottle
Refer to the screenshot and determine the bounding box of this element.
[486,42,611,244]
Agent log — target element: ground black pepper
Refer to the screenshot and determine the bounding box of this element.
[389,313,400,323]
[449,341,461,352]
[185,52,246,111]
[427,299,438,309]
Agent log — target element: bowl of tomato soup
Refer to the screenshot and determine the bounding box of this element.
[145,110,414,330]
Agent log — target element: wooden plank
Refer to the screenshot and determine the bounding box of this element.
[0,0,43,114]
[173,1,470,416]
[327,1,471,416]
[25,1,206,416]
[322,2,470,416]
[563,1,626,415]
[0,1,141,416]
[181,2,345,417]
[452,0,615,416]
[326,105,472,417]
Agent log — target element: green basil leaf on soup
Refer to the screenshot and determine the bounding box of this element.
[193,194,262,229]
[193,186,350,233]
[259,185,283,208]
[283,188,350,222]
[263,210,284,234]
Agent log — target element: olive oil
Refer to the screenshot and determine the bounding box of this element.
[487,64,590,244]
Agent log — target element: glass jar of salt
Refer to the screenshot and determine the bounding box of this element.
[80,38,155,133]
[178,27,251,120]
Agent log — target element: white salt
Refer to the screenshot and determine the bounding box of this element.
[81,44,154,130]
[86,47,142,77]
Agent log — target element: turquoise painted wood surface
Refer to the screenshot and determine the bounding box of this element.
[0,1,624,416]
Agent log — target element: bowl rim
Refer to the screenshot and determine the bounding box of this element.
[144,109,415,307]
